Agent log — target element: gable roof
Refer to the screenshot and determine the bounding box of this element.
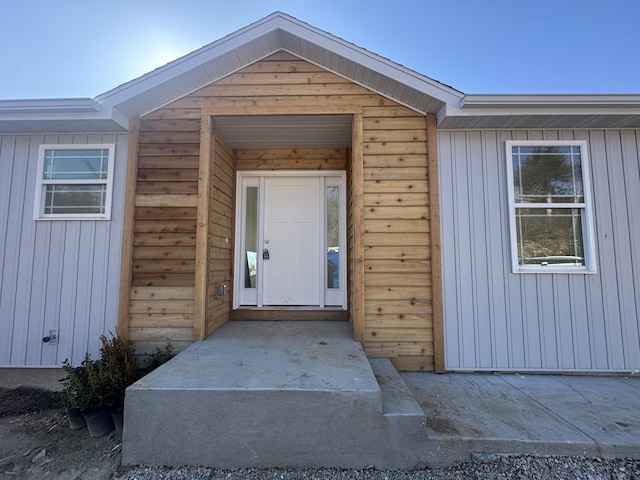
[95,12,464,122]
[1,11,639,133]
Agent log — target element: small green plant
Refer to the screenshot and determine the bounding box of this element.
[60,353,109,412]
[144,340,175,372]
[60,357,88,410]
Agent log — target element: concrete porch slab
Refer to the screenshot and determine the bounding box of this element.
[122,322,640,470]
[122,321,427,469]
[402,372,640,466]
[130,321,378,393]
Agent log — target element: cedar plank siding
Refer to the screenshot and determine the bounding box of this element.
[206,130,234,336]
[121,52,436,370]
[128,118,199,353]
[362,110,433,371]
[236,148,348,171]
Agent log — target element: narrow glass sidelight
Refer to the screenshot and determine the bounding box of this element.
[244,186,258,288]
[326,186,339,289]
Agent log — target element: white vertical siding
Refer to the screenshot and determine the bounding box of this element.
[439,129,640,372]
[0,133,127,367]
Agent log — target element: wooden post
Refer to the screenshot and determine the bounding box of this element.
[351,113,365,343]
[426,113,445,373]
[116,116,140,340]
[193,115,213,342]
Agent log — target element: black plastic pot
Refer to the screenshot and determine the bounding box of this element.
[66,407,87,430]
[111,408,124,435]
[83,407,115,437]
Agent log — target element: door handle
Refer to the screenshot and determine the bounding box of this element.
[263,248,270,260]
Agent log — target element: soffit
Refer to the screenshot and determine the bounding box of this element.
[214,114,353,149]
[439,95,640,129]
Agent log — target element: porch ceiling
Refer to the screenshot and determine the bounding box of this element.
[214,114,353,149]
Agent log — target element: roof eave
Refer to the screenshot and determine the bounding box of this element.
[0,98,128,133]
[0,98,101,115]
[438,97,640,129]
[461,93,640,109]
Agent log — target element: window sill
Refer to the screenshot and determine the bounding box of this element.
[512,266,597,275]
[34,216,111,221]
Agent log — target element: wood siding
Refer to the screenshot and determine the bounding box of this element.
[0,133,127,366]
[439,129,640,372]
[206,130,234,335]
[123,52,436,370]
[128,118,200,353]
[236,148,348,171]
[362,109,433,371]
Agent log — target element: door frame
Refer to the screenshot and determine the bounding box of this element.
[233,170,347,310]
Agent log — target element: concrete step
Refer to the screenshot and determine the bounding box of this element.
[370,357,426,419]
[122,321,427,469]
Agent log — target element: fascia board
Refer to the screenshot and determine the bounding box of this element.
[438,101,640,128]
[0,98,101,114]
[461,94,640,109]
[0,98,129,131]
[455,106,640,117]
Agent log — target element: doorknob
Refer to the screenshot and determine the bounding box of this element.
[263,248,270,260]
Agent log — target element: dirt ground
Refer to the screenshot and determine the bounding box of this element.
[0,387,121,480]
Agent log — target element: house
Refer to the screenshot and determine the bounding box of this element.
[1,12,639,384]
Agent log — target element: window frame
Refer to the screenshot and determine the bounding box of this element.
[33,144,115,220]
[505,140,597,274]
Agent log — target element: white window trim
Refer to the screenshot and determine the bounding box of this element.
[34,144,115,221]
[505,140,597,274]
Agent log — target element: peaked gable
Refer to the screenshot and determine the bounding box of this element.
[95,12,463,122]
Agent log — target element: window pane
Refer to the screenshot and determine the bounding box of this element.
[244,187,258,289]
[515,208,585,266]
[512,146,584,203]
[44,184,106,214]
[43,149,109,180]
[326,186,339,289]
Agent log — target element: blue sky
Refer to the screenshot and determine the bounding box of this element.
[1,0,638,99]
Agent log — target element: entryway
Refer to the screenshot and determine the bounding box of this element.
[233,172,346,310]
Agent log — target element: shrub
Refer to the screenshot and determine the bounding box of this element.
[60,353,109,412]
[99,331,139,409]
[144,341,175,373]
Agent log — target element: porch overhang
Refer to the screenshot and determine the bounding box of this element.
[213,114,353,149]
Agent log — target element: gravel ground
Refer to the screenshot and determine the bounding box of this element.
[114,456,640,480]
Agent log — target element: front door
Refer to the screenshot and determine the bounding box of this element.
[262,177,320,305]
[234,172,346,310]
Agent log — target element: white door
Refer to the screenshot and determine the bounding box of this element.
[262,177,320,305]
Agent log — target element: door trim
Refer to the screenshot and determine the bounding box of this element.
[233,170,347,311]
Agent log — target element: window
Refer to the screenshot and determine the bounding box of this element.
[326,185,340,289]
[506,141,596,273]
[34,145,115,220]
